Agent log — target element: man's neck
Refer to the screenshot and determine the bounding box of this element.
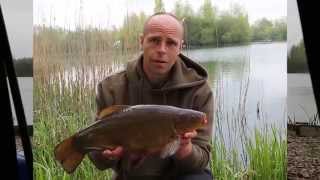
[146,73,169,89]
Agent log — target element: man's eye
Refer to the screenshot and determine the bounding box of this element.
[150,38,160,44]
[167,41,177,47]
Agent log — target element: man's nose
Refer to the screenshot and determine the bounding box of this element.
[157,41,167,53]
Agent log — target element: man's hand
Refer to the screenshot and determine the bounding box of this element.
[175,130,197,160]
[101,146,124,160]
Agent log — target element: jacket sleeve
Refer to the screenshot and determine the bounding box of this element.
[173,83,214,173]
[87,81,119,170]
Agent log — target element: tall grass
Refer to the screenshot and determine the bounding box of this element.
[210,74,287,180]
[33,27,286,179]
[33,64,114,179]
[33,25,137,179]
[211,127,286,180]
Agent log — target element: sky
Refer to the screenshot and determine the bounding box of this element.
[287,0,303,50]
[0,0,32,59]
[33,0,286,30]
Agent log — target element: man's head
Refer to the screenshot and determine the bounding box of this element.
[140,12,184,82]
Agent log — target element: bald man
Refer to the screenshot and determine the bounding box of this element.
[88,12,214,180]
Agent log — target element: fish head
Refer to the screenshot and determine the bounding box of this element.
[174,109,207,134]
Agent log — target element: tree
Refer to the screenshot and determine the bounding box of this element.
[271,17,287,41]
[174,1,199,47]
[217,11,234,44]
[154,0,165,13]
[216,3,250,45]
[174,1,184,19]
[198,0,217,46]
[174,0,194,19]
[288,40,308,73]
[228,4,250,44]
[251,18,273,41]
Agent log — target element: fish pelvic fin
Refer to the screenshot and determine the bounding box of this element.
[54,135,85,174]
[97,105,131,119]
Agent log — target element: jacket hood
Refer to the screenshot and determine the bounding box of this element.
[126,53,208,92]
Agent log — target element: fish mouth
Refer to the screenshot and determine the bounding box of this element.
[83,147,105,151]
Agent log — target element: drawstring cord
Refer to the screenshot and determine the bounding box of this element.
[140,77,144,104]
[163,92,167,105]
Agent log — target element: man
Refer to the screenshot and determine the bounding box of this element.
[88,12,214,180]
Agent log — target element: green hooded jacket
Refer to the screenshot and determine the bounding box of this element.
[88,53,214,180]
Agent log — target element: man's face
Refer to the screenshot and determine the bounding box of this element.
[140,15,183,79]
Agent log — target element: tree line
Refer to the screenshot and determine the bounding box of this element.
[155,0,286,47]
[33,0,286,58]
[288,40,308,73]
[13,58,33,77]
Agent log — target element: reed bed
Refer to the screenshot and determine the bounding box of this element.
[210,74,286,180]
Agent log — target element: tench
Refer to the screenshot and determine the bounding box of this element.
[54,104,207,173]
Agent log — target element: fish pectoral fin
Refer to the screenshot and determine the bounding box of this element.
[160,139,180,158]
[97,105,131,119]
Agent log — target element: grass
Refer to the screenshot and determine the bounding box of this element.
[33,27,287,180]
[33,72,113,180]
[211,128,286,180]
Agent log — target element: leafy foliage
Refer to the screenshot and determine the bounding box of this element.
[288,40,309,73]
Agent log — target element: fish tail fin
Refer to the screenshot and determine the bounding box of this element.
[54,135,85,173]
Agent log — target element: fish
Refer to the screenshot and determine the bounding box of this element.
[54,104,207,173]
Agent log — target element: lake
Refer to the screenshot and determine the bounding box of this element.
[185,42,287,134]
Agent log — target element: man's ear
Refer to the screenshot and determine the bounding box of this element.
[180,40,184,50]
[139,34,144,49]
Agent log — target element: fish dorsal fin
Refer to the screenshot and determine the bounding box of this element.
[160,139,180,158]
[97,105,130,119]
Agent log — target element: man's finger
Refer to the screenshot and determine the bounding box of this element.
[102,149,112,157]
[102,146,123,156]
[183,131,197,138]
[113,146,123,155]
